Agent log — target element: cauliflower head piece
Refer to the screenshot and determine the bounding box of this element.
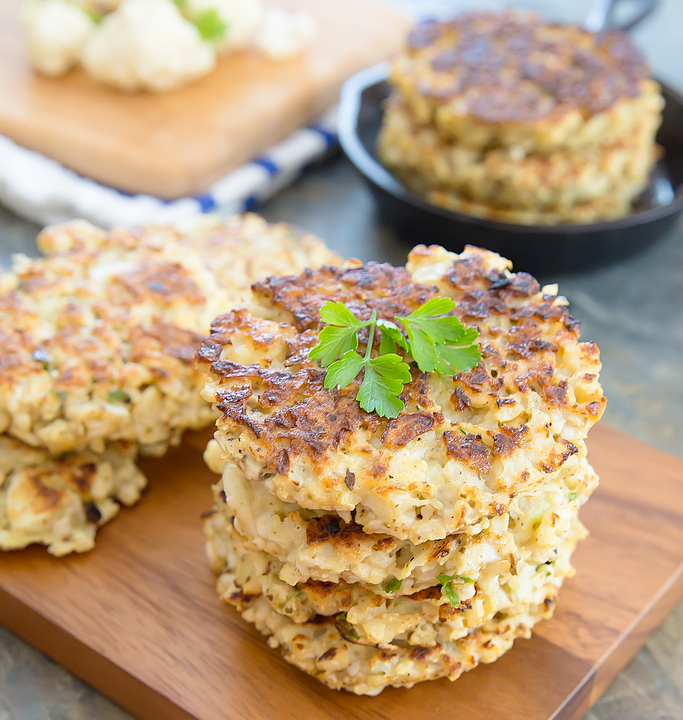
[24,0,95,76]
[80,0,216,92]
[255,6,316,60]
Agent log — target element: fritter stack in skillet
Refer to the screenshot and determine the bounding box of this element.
[0,214,338,554]
[200,244,606,694]
[378,11,664,224]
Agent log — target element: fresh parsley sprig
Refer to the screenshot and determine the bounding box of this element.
[309,297,481,419]
[322,309,412,419]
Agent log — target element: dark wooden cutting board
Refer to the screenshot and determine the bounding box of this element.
[1,423,682,720]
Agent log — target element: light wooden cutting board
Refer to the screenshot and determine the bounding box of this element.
[1,424,683,720]
[0,0,409,198]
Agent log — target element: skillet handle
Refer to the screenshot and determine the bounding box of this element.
[585,0,658,32]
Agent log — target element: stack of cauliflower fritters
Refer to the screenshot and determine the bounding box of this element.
[378,12,664,224]
[200,244,606,694]
[0,215,336,555]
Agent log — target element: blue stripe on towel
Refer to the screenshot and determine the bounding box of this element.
[307,123,337,150]
[195,194,217,212]
[253,157,279,177]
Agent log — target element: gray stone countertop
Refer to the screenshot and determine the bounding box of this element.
[1,0,682,718]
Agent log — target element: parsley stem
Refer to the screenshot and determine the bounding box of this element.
[364,310,378,360]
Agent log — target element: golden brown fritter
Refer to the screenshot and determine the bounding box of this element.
[201,242,605,695]
[204,499,583,695]
[0,435,144,555]
[0,214,338,456]
[204,438,598,589]
[391,11,663,151]
[200,244,605,544]
[380,11,664,224]
[378,96,659,222]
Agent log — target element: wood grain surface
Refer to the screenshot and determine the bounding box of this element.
[0,0,408,198]
[0,424,682,720]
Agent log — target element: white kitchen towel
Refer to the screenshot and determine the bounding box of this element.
[0,109,337,228]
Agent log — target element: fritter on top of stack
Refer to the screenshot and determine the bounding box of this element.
[0,214,338,555]
[378,11,664,224]
[200,244,606,694]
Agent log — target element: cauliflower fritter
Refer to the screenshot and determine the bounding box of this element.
[205,439,597,588]
[426,186,646,225]
[201,243,605,693]
[199,245,605,544]
[207,476,587,628]
[378,96,659,218]
[0,214,338,457]
[205,503,582,695]
[0,435,144,556]
[379,11,663,224]
[391,11,662,151]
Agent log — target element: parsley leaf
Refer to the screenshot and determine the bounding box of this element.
[320,301,365,328]
[321,310,411,419]
[357,354,411,418]
[434,342,482,376]
[108,390,130,403]
[378,329,397,355]
[384,578,402,594]
[192,8,227,41]
[436,574,460,607]
[402,297,461,340]
[309,296,481,419]
[311,326,360,367]
[324,350,364,389]
[376,319,409,353]
[310,302,367,367]
[400,299,482,375]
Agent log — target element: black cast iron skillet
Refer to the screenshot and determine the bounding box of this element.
[337,1,683,276]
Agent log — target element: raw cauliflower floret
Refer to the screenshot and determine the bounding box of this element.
[255,6,316,60]
[185,0,264,53]
[80,0,216,92]
[24,0,94,76]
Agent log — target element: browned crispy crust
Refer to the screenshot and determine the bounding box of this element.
[443,430,490,473]
[200,245,605,544]
[199,248,603,468]
[251,262,437,330]
[0,215,338,456]
[400,11,650,123]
